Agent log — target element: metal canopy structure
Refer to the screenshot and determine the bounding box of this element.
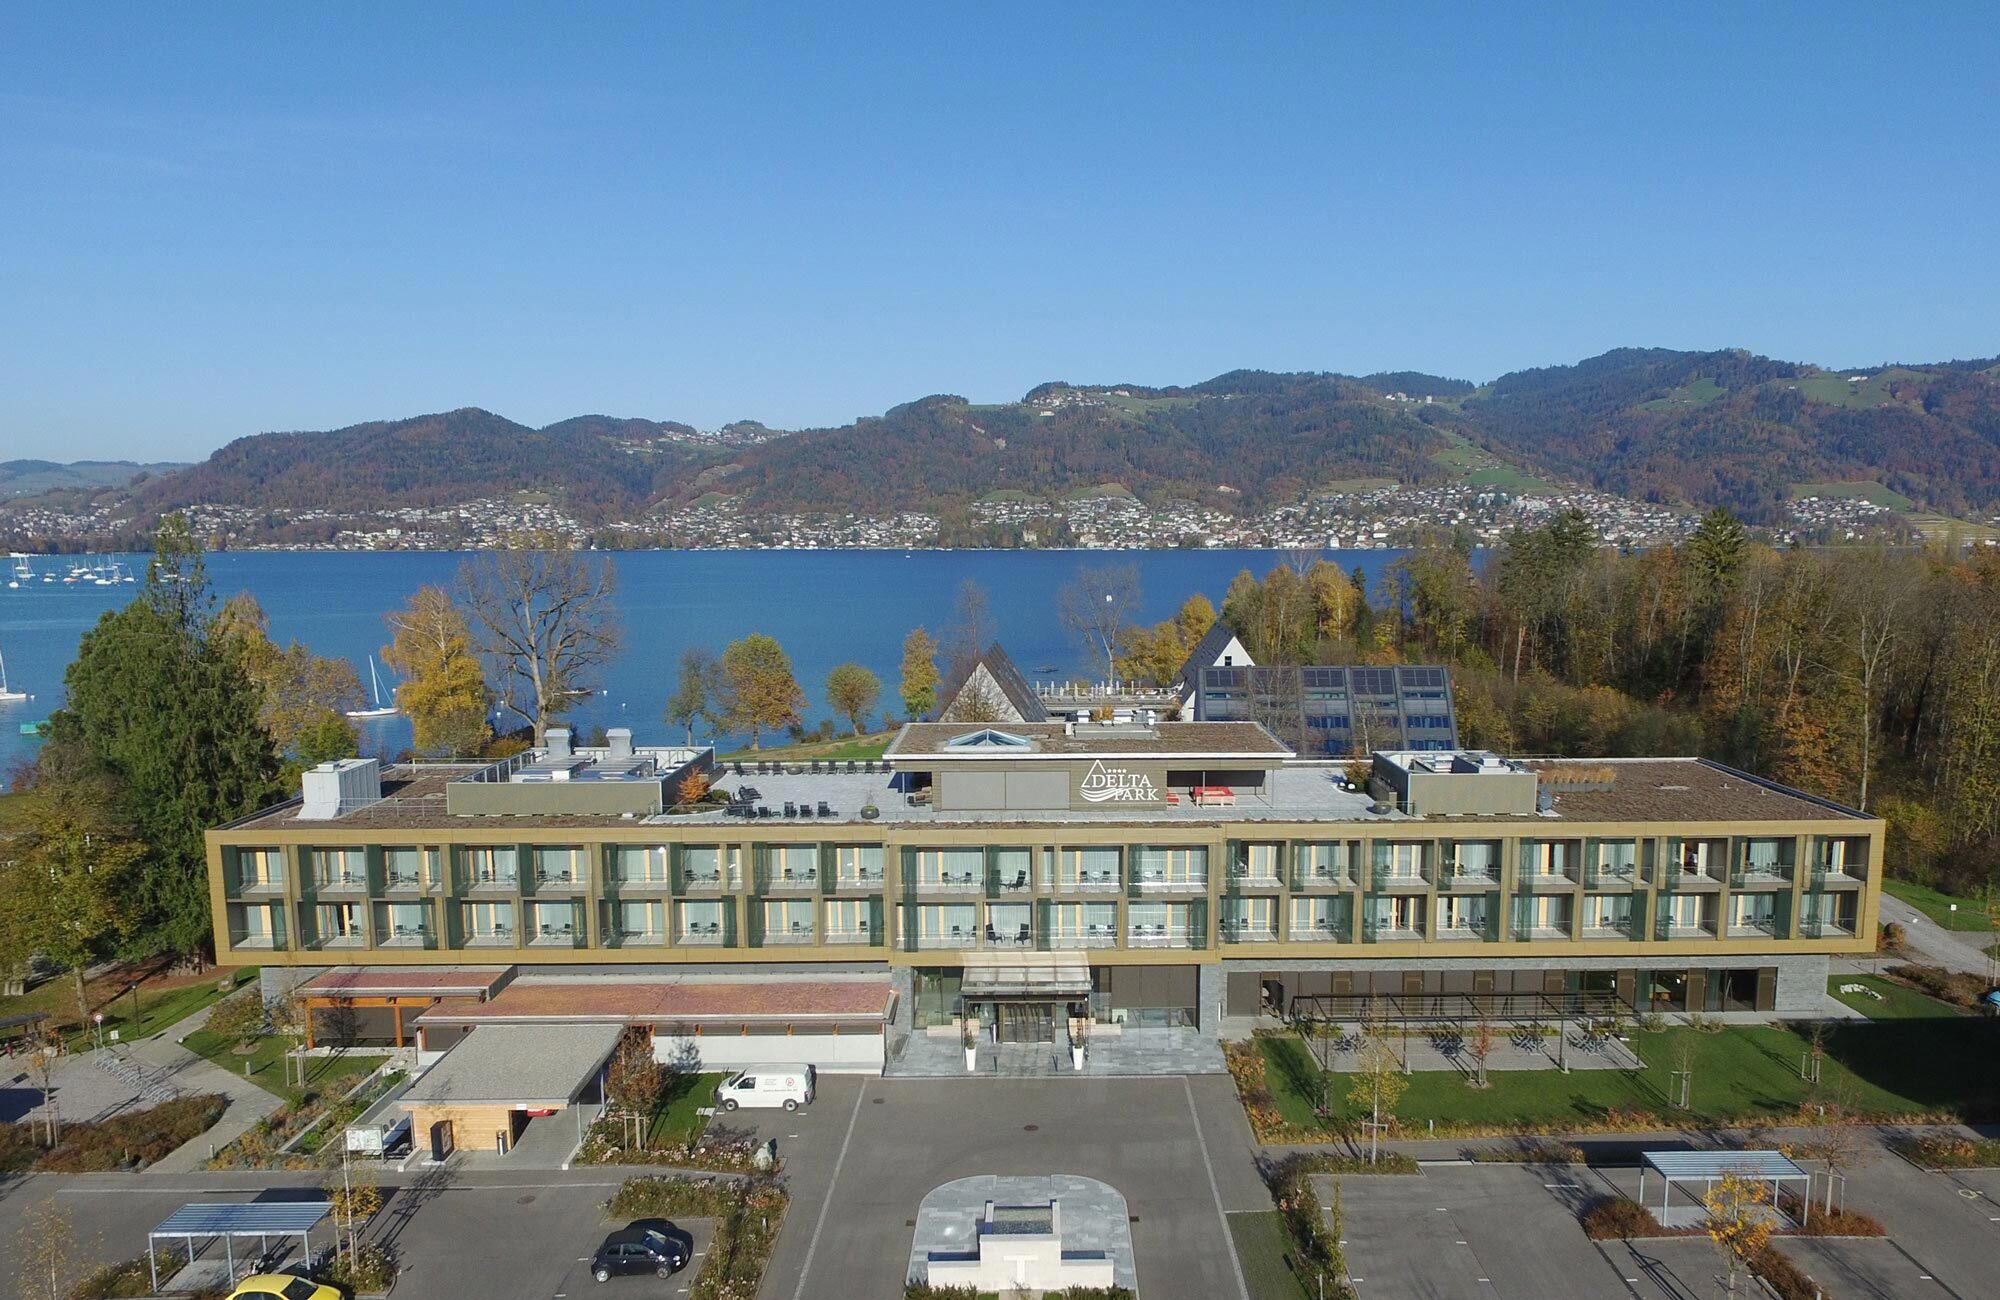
[961,958,1092,999]
[148,1202,332,1293]
[1287,991,1637,1073]
[1639,1151,1809,1228]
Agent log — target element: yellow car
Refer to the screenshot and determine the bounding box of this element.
[225,1275,341,1300]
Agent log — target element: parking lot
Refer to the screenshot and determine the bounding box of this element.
[745,1072,1268,1300]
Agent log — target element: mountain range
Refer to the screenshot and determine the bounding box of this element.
[1,458,187,499]
[10,347,1999,534]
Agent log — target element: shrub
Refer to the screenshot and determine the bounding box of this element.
[70,1249,190,1299]
[1580,1196,1669,1240]
[609,1175,745,1219]
[321,1243,398,1294]
[16,1095,227,1173]
[903,1286,980,1300]
[1897,1134,2000,1169]
[1776,1193,1886,1237]
[1750,1243,1818,1300]
[1878,921,1906,953]
[1265,1157,1342,1278]
[1466,1140,1585,1165]
[1887,962,1987,1009]
[202,988,268,1045]
[1296,1149,1419,1175]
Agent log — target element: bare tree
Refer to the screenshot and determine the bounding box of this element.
[1832,550,1910,811]
[939,578,995,689]
[459,534,622,736]
[1057,562,1141,684]
[14,1194,87,1300]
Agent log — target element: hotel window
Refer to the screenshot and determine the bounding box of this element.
[682,845,724,885]
[990,847,1033,892]
[1365,895,1425,937]
[824,898,875,941]
[465,846,518,886]
[527,900,579,941]
[917,847,985,888]
[676,899,725,940]
[312,847,366,888]
[315,902,364,944]
[616,900,665,941]
[1447,841,1498,879]
[1592,840,1638,880]
[1802,892,1857,936]
[1378,842,1426,881]
[835,845,884,885]
[1667,894,1708,932]
[762,898,815,941]
[383,847,426,889]
[379,902,429,942]
[1236,843,1281,881]
[1132,846,1207,887]
[1436,895,1491,935]
[911,903,977,945]
[1048,902,1117,946]
[534,846,586,884]
[1295,842,1350,883]
[1221,895,1275,937]
[769,845,819,885]
[1527,842,1571,877]
[1742,838,1790,875]
[1730,894,1778,934]
[1289,896,1346,938]
[230,903,274,947]
[465,901,514,939]
[1585,895,1633,932]
[1059,847,1121,889]
[1522,895,1571,937]
[616,846,671,884]
[236,848,285,890]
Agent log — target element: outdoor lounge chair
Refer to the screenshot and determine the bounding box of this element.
[817,801,833,817]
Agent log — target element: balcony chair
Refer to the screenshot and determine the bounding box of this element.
[818,800,834,816]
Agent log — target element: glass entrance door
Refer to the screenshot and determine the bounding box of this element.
[997,1001,1055,1043]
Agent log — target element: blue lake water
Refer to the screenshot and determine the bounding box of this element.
[0,548,1412,775]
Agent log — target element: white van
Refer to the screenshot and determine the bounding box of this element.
[715,1064,815,1112]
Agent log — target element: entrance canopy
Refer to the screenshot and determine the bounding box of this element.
[148,1202,331,1293]
[961,954,1091,999]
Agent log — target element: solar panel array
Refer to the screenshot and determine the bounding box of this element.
[1195,664,1459,755]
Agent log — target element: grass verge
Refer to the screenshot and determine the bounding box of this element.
[1827,974,1966,1020]
[1228,1211,1314,1300]
[1883,878,2000,932]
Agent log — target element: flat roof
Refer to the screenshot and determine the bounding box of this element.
[1642,1150,1808,1181]
[886,720,1291,760]
[216,757,1866,833]
[401,1022,625,1107]
[298,968,511,999]
[153,1203,332,1236]
[415,977,895,1027]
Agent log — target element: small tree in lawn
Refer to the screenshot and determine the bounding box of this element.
[1703,1171,1772,1294]
[825,662,882,736]
[1790,1081,1865,1221]
[606,1027,667,1150]
[1347,1033,1408,1165]
[1670,1032,1698,1110]
[1468,1016,1495,1089]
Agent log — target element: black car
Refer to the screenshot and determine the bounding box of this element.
[590,1221,690,1281]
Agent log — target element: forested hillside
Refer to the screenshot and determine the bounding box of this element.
[19,347,2000,529]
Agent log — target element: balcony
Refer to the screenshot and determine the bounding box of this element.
[1441,866,1501,892]
[823,927,882,946]
[1730,865,1789,890]
[763,923,818,945]
[1057,873,1121,894]
[613,929,667,947]
[234,876,286,897]
[378,925,437,949]
[1290,866,1353,891]
[1726,917,1779,939]
[1808,864,1865,888]
[761,869,820,893]
[1583,920,1634,940]
[1363,924,1423,943]
[676,922,727,945]
[912,929,977,950]
[1518,866,1579,890]
[463,871,519,894]
[918,872,983,894]
[1227,869,1283,890]
[1127,924,1192,949]
[311,932,367,951]
[532,871,587,893]
[1799,916,1856,938]
[615,871,674,892]
[835,870,886,891]
[312,872,367,896]
[382,871,427,893]
[1512,925,1572,942]
[1289,919,1347,941]
[1584,864,1639,890]
[465,927,516,947]
[1433,924,1488,942]
[1046,925,1118,950]
[227,929,281,951]
[980,923,1037,948]
[1219,921,1278,944]
[678,870,727,892]
[528,924,582,948]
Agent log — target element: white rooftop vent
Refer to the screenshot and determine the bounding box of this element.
[298,757,382,820]
[545,727,572,761]
[607,728,634,759]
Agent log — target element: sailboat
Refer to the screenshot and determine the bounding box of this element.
[8,554,32,588]
[345,655,399,719]
[0,644,27,704]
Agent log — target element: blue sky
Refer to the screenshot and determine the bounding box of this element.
[3,3,1994,461]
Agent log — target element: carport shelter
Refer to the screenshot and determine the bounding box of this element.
[399,1021,623,1158]
[1638,1150,1810,1228]
[147,1202,331,1293]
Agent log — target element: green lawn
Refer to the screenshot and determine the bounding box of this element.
[648,1072,722,1146]
[1883,879,1999,932]
[1258,1013,2000,1131]
[179,1029,382,1105]
[1828,974,1967,1021]
[1229,1211,1315,1300]
[1790,480,1918,511]
[3,965,256,1049]
[1427,429,1561,494]
[718,730,895,762]
[1639,377,1726,411]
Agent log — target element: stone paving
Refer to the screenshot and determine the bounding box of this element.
[908,1174,1137,1293]
[887,1026,1225,1077]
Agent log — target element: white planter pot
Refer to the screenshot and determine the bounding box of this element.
[1071,1046,1085,1071]
[964,1046,978,1071]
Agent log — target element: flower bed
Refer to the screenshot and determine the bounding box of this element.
[1579,1196,1695,1240]
[0,1095,225,1174]
[205,1066,403,1170]
[1291,1149,1420,1175]
[321,1243,398,1295]
[71,1248,199,1298]
[1775,1193,1886,1237]
[576,1118,766,1172]
[1895,1133,2000,1169]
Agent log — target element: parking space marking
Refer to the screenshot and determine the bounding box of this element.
[1182,1075,1251,1300]
[788,1074,867,1300]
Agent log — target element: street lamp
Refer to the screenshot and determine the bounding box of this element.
[92,1011,104,1052]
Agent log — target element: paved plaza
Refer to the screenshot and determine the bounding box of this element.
[889,1026,1227,1077]
[909,1174,1137,1292]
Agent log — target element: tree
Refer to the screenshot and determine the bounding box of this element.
[1467,1016,1495,1089]
[898,627,940,721]
[382,585,492,758]
[47,517,280,956]
[1347,1031,1408,1165]
[1702,1170,1773,1294]
[1116,594,1219,688]
[940,579,995,689]
[459,534,621,737]
[323,1162,382,1273]
[606,1027,668,1148]
[203,988,267,1047]
[14,1194,85,1300]
[719,634,805,749]
[0,775,145,1029]
[664,647,724,745]
[1057,563,1142,683]
[213,593,365,763]
[825,663,882,735]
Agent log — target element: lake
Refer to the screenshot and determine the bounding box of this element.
[0,547,1414,776]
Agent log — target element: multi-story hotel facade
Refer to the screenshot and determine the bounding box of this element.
[207,718,1883,1072]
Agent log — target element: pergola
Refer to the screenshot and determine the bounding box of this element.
[147,1202,331,1293]
[1639,1151,1809,1229]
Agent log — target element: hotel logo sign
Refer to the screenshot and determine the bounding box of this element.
[1075,759,1163,805]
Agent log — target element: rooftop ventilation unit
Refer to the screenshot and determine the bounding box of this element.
[545,727,572,761]
[607,727,634,759]
[299,757,382,820]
